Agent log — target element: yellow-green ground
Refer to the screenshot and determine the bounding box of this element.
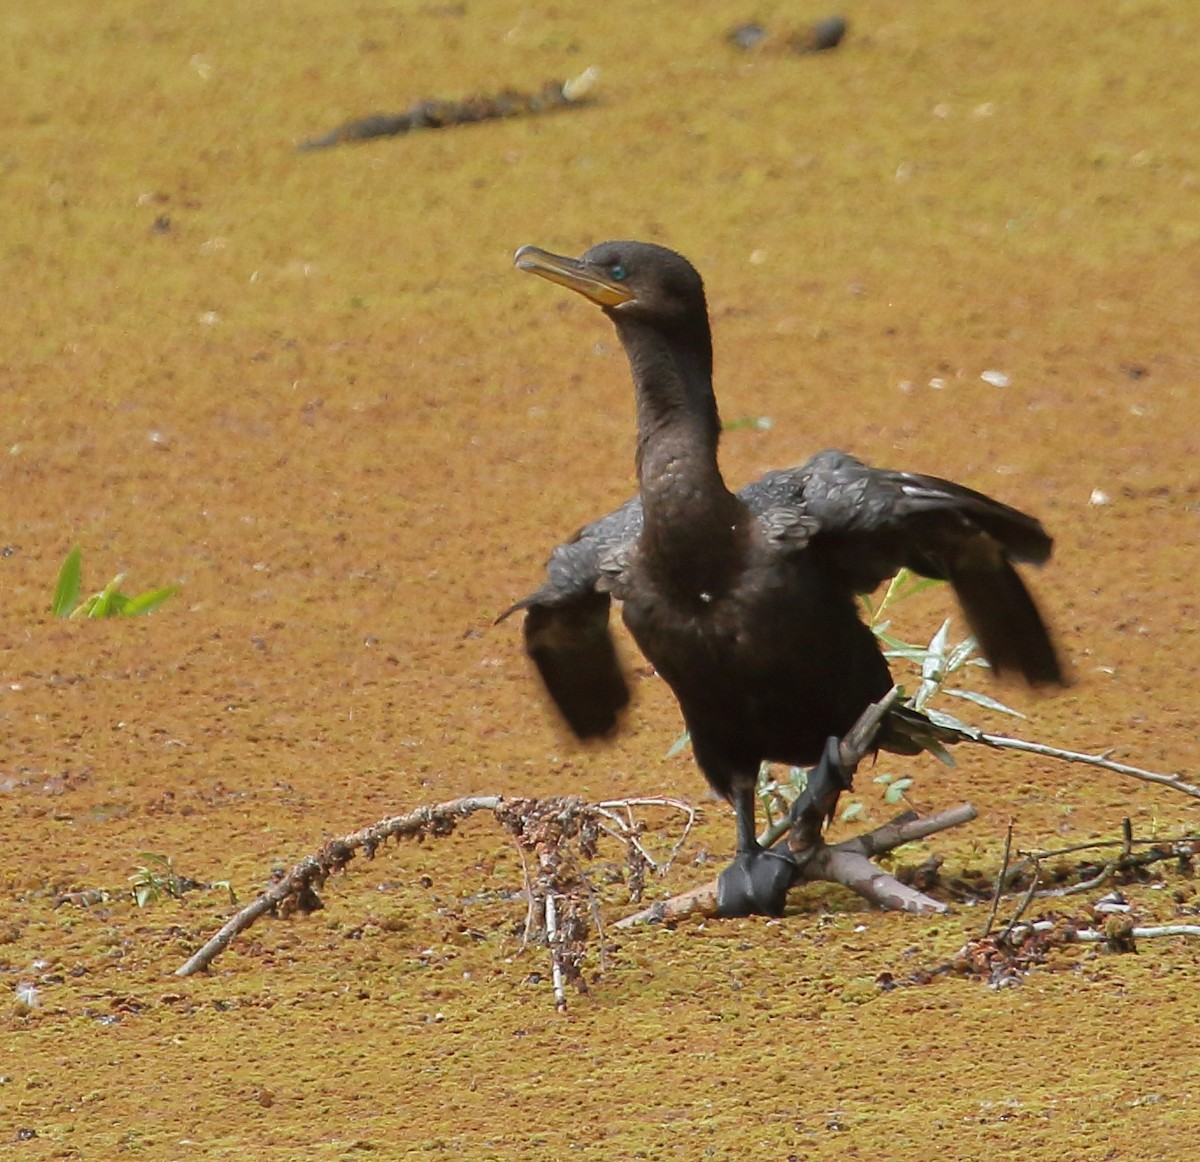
[3,1,1199,1157]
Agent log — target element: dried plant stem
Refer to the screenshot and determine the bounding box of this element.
[983,820,1015,938]
[998,856,1042,945]
[1021,920,1200,942]
[544,894,567,1012]
[177,795,501,977]
[178,792,695,985]
[976,733,1200,801]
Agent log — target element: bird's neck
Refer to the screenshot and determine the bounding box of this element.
[612,314,747,598]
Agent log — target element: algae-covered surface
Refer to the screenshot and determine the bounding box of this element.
[3,1,1200,1157]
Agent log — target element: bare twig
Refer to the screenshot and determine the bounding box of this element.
[176,795,501,977]
[796,844,950,915]
[998,856,1042,945]
[592,796,696,873]
[510,833,538,947]
[545,894,567,1012]
[976,733,1200,801]
[179,790,698,990]
[1080,925,1200,940]
[983,820,1015,938]
[1034,863,1119,899]
[838,803,978,856]
[1018,834,1200,862]
[1021,920,1200,942]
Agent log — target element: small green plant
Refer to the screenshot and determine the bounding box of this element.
[51,547,178,619]
[130,854,185,907]
[129,853,234,907]
[834,568,1025,821]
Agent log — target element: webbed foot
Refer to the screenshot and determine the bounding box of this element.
[716,844,796,918]
[787,735,853,836]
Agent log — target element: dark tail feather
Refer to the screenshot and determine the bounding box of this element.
[949,562,1066,687]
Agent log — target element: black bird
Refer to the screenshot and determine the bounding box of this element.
[503,240,1065,916]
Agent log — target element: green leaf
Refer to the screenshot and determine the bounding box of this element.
[922,707,983,740]
[665,730,692,760]
[945,687,1026,719]
[945,634,981,674]
[840,801,866,823]
[70,594,100,619]
[884,777,913,805]
[922,737,958,768]
[122,585,179,616]
[51,547,83,617]
[211,880,237,905]
[86,574,128,618]
[880,645,931,662]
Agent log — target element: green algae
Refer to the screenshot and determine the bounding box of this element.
[3,0,1200,1158]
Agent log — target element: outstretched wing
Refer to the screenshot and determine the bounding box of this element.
[751,449,1065,686]
[497,498,642,739]
[502,448,1064,738]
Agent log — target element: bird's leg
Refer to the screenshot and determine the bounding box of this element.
[784,736,852,857]
[715,739,852,917]
[715,778,796,918]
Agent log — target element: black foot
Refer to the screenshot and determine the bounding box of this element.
[788,736,852,839]
[716,844,796,918]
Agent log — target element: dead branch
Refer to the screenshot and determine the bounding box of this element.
[986,825,1198,902]
[544,894,567,1012]
[176,795,501,977]
[614,801,976,927]
[1001,919,1200,948]
[997,856,1042,945]
[177,792,694,991]
[1072,924,1200,941]
[297,68,599,151]
[176,681,1200,995]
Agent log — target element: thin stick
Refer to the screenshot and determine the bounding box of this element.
[797,846,949,915]
[1034,863,1119,899]
[977,733,1200,801]
[545,894,567,1012]
[1021,920,1200,941]
[834,803,978,857]
[983,820,1015,938]
[1020,835,1200,861]
[511,837,538,947]
[176,795,501,977]
[999,856,1041,945]
[597,797,697,870]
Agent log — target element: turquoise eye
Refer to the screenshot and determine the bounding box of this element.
[610,264,627,281]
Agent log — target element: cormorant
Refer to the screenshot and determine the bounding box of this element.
[503,240,1065,917]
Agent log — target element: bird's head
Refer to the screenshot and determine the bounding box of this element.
[514,240,706,330]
